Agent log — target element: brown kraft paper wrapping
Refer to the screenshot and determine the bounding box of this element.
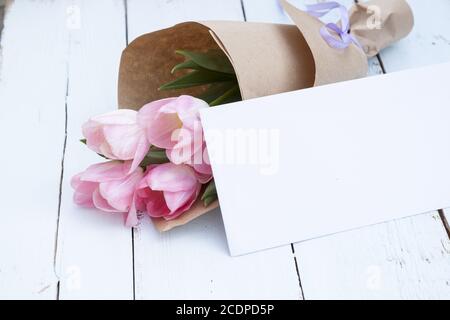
[118,0,414,231]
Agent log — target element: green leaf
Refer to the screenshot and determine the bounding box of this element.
[159,69,236,91]
[171,59,202,74]
[139,147,170,167]
[176,49,235,74]
[80,139,87,145]
[201,180,218,207]
[209,85,241,106]
[148,149,169,163]
[199,82,236,104]
[140,149,170,169]
[203,194,218,207]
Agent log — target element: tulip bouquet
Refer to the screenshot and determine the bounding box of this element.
[74,0,414,229]
[72,49,240,228]
[72,94,221,227]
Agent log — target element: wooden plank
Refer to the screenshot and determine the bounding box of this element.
[134,214,301,299]
[379,0,450,72]
[242,0,290,23]
[0,0,67,299]
[55,0,134,300]
[295,212,450,299]
[127,0,302,299]
[243,0,356,24]
[126,0,245,41]
[289,0,450,299]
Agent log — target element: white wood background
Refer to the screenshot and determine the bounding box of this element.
[0,0,449,300]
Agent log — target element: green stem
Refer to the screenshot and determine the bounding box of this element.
[209,85,240,107]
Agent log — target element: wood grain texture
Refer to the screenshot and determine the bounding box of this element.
[127,0,302,299]
[54,0,135,300]
[295,212,450,299]
[126,0,245,41]
[134,213,301,299]
[442,209,450,240]
[0,0,67,299]
[242,0,290,23]
[379,0,450,72]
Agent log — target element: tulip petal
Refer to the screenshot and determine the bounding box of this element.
[98,168,143,212]
[82,121,103,154]
[92,189,121,213]
[73,191,95,207]
[164,188,195,213]
[147,163,198,192]
[191,160,212,175]
[147,112,182,149]
[82,110,138,157]
[80,161,126,182]
[98,142,115,159]
[135,188,149,212]
[90,109,137,125]
[161,95,207,130]
[138,98,181,149]
[145,190,170,218]
[102,124,148,161]
[166,131,196,165]
[71,173,83,189]
[190,143,212,174]
[138,98,177,126]
[74,180,98,196]
[125,194,140,227]
[129,135,151,173]
[163,184,201,220]
[193,171,213,184]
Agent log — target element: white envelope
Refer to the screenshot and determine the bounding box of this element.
[200,62,450,256]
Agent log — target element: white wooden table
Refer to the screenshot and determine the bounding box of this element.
[1,0,449,300]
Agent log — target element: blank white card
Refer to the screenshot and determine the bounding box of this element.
[200,62,450,256]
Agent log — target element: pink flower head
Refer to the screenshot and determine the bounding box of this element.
[133,163,201,221]
[138,95,212,182]
[82,109,150,172]
[71,161,144,226]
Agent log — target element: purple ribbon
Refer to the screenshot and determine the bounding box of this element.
[306,1,362,50]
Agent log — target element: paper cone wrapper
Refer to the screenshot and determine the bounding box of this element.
[118,0,413,231]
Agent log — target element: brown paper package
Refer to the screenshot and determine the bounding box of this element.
[118,0,414,232]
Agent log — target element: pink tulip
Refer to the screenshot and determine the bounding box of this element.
[71,161,144,226]
[138,95,212,181]
[133,163,201,221]
[82,109,150,172]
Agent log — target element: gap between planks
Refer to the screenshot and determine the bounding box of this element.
[438,209,450,240]
[290,244,305,298]
[0,1,12,44]
[240,0,247,21]
[123,0,137,301]
[0,5,5,42]
[0,1,6,72]
[53,76,70,300]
